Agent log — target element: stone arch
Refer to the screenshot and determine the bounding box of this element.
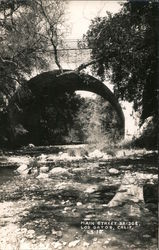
[7,70,125,147]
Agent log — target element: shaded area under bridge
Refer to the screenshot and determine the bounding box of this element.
[6,70,125,147]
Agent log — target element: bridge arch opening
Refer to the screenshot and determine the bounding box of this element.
[71,90,123,145]
[7,70,125,147]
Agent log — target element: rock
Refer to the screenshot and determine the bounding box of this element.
[54,241,63,249]
[76,202,82,206]
[133,116,157,148]
[120,165,133,170]
[27,229,35,234]
[21,228,27,234]
[37,235,46,241]
[108,171,155,208]
[130,245,136,248]
[56,231,62,237]
[104,239,111,244]
[85,214,93,219]
[28,143,35,148]
[40,166,49,173]
[64,207,70,211]
[37,173,49,179]
[84,186,98,193]
[62,241,67,246]
[93,238,98,242]
[87,204,93,209]
[52,229,57,235]
[72,167,84,173]
[83,241,90,247]
[17,164,28,173]
[59,153,70,159]
[9,156,31,165]
[89,149,104,158]
[49,167,69,176]
[56,231,63,237]
[26,229,35,238]
[37,154,46,162]
[138,116,153,136]
[54,182,68,190]
[68,239,80,248]
[52,229,62,237]
[17,164,29,175]
[108,168,119,174]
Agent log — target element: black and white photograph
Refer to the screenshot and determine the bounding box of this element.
[0,0,158,249]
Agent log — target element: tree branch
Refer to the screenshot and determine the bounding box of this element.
[0,56,17,66]
[75,57,102,72]
[56,57,102,77]
[35,0,63,73]
[51,40,63,73]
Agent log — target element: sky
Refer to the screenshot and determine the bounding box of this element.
[64,1,122,92]
[63,0,123,76]
[67,1,123,39]
[65,1,138,136]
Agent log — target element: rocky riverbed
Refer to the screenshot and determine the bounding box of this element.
[0,146,158,250]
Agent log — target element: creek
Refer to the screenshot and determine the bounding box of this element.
[0,145,158,250]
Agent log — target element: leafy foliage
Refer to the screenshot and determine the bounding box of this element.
[20,93,120,146]
[0,0,67,111]
[84,1,158,121]
[23,92,84,145]
[71,95,119,144]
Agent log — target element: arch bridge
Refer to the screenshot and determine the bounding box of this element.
[7,70,125,147]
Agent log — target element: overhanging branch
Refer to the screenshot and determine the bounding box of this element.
[0,56,17,66]
[56,57,102,77]
[75,57,102,72]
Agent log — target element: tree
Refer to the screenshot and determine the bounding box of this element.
[0,0,67,110]
[16,90,84,146]
[71,95,120,144]
[84,0,158,122]
[0,0,68,147]
[0,1,43,108]
[30,0,68,72]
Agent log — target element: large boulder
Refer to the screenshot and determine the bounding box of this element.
[133,116,157,149]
